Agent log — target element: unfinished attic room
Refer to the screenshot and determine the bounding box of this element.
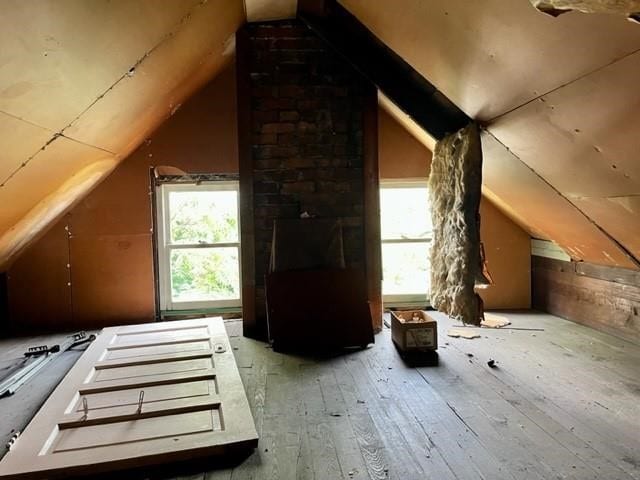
[2,0,640,479]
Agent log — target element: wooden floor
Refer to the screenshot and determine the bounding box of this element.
[1,312,639,479]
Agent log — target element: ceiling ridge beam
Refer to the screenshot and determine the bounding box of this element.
[485,129,640,268]
[297,0,470,140]
[486,46,640,125]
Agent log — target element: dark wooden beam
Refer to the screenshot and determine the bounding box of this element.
[298,0,470,140]
[236,25,260,339]
[362,82,383,332]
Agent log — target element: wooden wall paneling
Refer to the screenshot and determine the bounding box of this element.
[488,52,640,199]
[133,63,240,175]
[378,107,431,179]
[69,154,153,238]
[338,0,640,120]
[0,0,201,131]
[7,218,72,332]
[236,26,258,338]
[481,131,636,268]
[572,195,640,261]
[64,0,244,155]
[0,136,115,235]
[532,256,640,345]
[363,83,383,331]
[478,199,531,309]
[0,113,53,182]
[69,234,155,328]
[575,261,640,287]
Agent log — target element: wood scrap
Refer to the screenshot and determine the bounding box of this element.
[481,313,511,329]
[447,328,481,339]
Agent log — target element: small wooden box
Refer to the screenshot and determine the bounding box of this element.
[390,310,438,351]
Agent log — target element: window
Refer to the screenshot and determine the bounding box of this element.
[157,182,241,311]
[380,181,432,306]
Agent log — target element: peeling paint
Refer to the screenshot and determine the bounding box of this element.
[530,0,640,19]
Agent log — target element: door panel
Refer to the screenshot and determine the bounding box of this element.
[102,340,211,361]
[52,409,220,453]
[0,317,257,479]
[91,357,214,382]
[71,379,215,412]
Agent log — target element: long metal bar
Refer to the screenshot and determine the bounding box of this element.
[166,242,240,250]
[0,332,95,397]
[0,356,48,397]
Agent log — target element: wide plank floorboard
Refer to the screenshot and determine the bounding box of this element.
[1,312,639,480]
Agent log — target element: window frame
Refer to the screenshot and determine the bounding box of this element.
[156,181,242,311]
[380,179,431,306]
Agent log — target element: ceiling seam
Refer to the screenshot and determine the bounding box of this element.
[485,46,640,124]
[484,129,640,268]
[59,135,116,155]
[0,134,60,187]
[0,134,116,187]
[0,109,55,133]
[0,0,209,191]
[570,193,640,200]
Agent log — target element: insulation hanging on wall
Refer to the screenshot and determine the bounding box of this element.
[428,123,484,326]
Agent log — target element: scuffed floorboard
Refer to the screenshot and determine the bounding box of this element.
[1,313,639,479]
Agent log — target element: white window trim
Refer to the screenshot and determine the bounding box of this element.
[380,179,431,305]
[157,181,242,311]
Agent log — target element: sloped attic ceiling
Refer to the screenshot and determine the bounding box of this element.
[3,0,639,272]
[0,0,244,269]
[342,0,640,269]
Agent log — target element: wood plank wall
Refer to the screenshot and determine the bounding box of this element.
[532,256,640,345]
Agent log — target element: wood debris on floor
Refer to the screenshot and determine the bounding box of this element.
[481,312,511,328]
[447,328,482,339]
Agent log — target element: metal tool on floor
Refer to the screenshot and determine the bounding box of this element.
[0,332,96,397]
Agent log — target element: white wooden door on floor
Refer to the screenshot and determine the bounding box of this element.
[0,317,258,479]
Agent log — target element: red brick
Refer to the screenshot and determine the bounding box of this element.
[281,181,315,194]
[253,134,277,145]
[279,111,300,122]
[279,85,306,98]
[262,123,296,134]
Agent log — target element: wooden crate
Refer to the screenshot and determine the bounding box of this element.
[390,310,438,351]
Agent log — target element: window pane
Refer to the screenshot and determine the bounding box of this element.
[380,187,431,240]
[170,247,240,303]
[382,242,430,296]
[169,189,238,245]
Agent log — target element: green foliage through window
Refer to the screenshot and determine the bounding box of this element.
[164,187,240,305]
